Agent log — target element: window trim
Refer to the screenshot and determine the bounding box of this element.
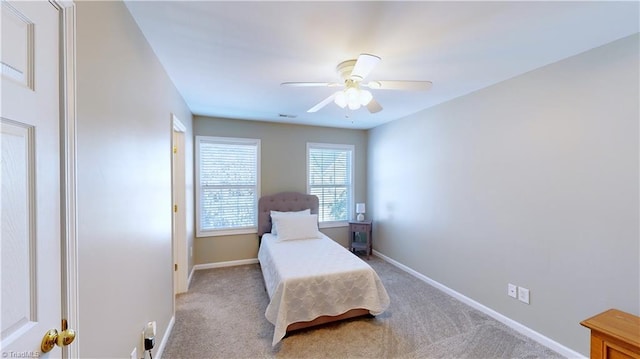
[306,142,354,228]
[195,136,261,237]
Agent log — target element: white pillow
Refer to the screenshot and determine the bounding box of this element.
[270,209,311,235]
[272,214,319,241]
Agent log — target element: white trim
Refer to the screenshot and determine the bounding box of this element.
[197,227,258,238]
[171,114,188,295]
[155,315,175,359]
[306,142,355,222]
[319,221,348,229]
[193,258,259,271]
[187,266,195,290]
[195,136,261,237]
[372,250,586,359]
[172,114,186,132]
[57,1,80,358]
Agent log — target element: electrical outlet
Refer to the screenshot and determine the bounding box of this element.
[143,321,156,351]
[147,321,156,337]
[507,283,517,298]
[130,347,137,359]
[518,286,530,304]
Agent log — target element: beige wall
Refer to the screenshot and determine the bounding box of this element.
[193,116,367,264]
[76,1,193,358]
[368,34,639,355]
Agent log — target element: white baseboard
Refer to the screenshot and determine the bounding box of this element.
[155,315,175,359]
[187,266,195,290]
[193,258,259,271]
[372,250,585,359]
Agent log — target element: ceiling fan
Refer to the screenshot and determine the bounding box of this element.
[281,53,433,114]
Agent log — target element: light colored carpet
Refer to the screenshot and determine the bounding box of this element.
[162,256,564,358]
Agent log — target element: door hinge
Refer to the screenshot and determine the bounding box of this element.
[174,204,178,213]
[173,146,177,154]
[174,263,178,271]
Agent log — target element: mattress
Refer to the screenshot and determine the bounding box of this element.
[258,232,390,346]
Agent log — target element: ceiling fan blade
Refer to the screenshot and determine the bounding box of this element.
[364,80,433,91]
[366,98,383,113]
[307,93,336,113]
[350,53,381,81]
[281,82,341,87]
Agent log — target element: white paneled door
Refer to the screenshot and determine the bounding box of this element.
[1,1,71,357]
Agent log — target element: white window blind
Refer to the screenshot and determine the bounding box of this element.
[196,136,260,236]
[307,143,354,224]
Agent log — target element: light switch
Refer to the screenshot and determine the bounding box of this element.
[518,287,530,304]
[508,283,517,298]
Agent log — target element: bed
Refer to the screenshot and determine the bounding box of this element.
[257,192,390,346]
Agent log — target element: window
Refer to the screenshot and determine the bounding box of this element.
[196,136,260,237]
[307,143,354,226]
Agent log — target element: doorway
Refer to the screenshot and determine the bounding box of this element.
[171,114,188,294]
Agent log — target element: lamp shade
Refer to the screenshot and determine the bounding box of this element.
[334,91,347,108]
[356,203,366,214]
[359,90,373,105]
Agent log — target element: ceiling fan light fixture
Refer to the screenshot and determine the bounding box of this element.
[295,53,432,114]
[334,91,347,108]
[348,101,361,110]
[344,87,362,109]
[345,87,359,101]
[359,89,373,105]
[335,87,371,110]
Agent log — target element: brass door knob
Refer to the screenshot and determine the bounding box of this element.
[41,320,76,353]
[41,329,59,353]
[56,328,76,347]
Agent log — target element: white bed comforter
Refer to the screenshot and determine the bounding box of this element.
[258,232,390,346]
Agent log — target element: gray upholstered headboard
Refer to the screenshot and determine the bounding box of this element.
[258,192,319,237]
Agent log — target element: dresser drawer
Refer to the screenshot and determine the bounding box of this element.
[350,224,370,233]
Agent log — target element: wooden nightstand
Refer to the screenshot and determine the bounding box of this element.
[349,220,372,260]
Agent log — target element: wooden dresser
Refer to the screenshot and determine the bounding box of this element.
[580,309,640,359]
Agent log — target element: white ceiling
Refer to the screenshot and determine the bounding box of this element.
[125,1,638,130]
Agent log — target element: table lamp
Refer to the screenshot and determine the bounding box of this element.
[356,203,366,221]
